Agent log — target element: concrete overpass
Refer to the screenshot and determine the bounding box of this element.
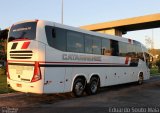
[80,13,160,36]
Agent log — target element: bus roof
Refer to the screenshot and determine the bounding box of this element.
[50,21,140,44]
[11,19,142,45]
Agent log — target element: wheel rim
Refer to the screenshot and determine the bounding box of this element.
[91,81,98,93]
[75,82,84,96]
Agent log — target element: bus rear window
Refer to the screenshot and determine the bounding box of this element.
[8,22,37,42]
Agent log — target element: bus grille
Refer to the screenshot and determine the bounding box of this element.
[10,50,33,59]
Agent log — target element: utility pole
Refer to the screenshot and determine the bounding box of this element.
[61,0,64,24]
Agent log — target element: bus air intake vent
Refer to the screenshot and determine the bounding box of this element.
[10,50,33,59]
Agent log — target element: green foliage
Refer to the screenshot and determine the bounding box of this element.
[156,60,160,67]
[150,67,160,75]
[0,67,15,94]
[155,56,160,73]
[0,75,15,94]
[0,67,6,75]
[0,40,5,42]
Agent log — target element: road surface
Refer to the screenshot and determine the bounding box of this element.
[0,76,160,113]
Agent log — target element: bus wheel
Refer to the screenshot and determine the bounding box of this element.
[73,78,85,97]
[138,74,143,85]
[86,77,99,95]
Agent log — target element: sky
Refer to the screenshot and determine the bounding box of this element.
[0,0,160,48]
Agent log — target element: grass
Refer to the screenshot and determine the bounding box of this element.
[150,67,160,75]
[0,67,15,94]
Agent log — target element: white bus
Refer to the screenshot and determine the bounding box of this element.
[7,20,152,97]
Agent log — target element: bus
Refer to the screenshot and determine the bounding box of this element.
[7,20,152,97]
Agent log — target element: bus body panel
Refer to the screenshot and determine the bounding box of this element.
[7,77,44,94]
[7,20,46,93]
[43,67,65,93]
[43,44,66,93]
[7,20,151,95]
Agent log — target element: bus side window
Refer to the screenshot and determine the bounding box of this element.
[110,40,119,56]
[102,38,111,56]
[67,31,84,53]
[45,26,67,51]
[84,35,92,54]
[52,28,56,38]
[119,42,127,57]
[92,37,101,55]
[102,48,112,56]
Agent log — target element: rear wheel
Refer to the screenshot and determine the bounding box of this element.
[86,77,99,95]
[73,78,85,97]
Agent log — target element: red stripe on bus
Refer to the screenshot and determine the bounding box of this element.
[21,42,30,49]
[125,57,129,64]
[7,60,127,65]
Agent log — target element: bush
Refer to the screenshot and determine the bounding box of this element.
[156,60,160,73]
[0,66,6,75]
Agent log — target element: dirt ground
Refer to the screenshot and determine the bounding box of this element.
[0,76,160,113]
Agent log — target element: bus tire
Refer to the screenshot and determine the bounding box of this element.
[138,73,143,85]
[86,77,99,95]
[73,78,85,97]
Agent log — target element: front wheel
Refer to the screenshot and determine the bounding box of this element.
[86,77,99,95]
[138,75,143,85]
[73,78,85,97]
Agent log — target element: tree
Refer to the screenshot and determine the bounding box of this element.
[145,36,153,49]
[156,55,160,73]
[0,29,8,39]
[156,60,160,73]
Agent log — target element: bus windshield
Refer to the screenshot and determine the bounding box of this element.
[8,22,37,42]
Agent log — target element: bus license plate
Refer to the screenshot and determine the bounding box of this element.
[16,83,22,87]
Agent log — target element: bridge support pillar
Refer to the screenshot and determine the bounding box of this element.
[97,28,123,36]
